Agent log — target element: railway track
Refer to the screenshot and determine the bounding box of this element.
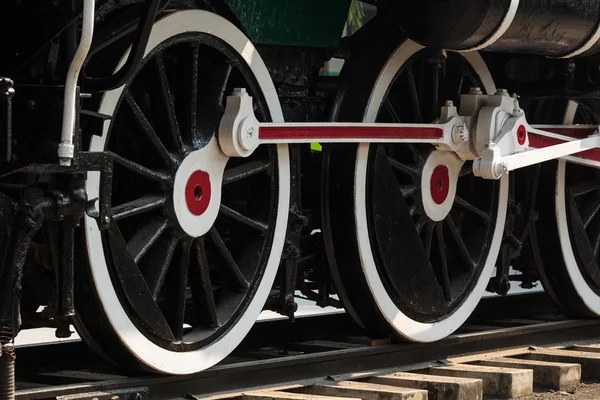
[10,293,600,400]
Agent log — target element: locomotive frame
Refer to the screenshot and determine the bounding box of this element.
[3,0,600,378]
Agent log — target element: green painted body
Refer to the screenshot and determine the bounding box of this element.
[225,0,351,47]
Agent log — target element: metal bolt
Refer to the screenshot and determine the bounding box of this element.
[468,87,483,95]
[232,87,247,96]
[512,93,522,115]
[452,124,469,143]
[444,100,454,107]
[104,216,110,224]
[495,88,508,96]
[246,126,254,138]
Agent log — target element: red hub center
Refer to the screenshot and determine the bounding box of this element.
[185,170,211,216]
[430,165,450,205]
[517,125,527,145]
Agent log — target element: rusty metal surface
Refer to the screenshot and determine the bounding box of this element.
[394,0,600,57]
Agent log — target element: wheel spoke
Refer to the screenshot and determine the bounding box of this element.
[155,55,184,152]
[189,44,199,141]
[455,74,465,99]
[384,98,401,123]
[593,230,600,258]
[423,222,434,258]
[435,223,452,301]
[220,205,268,232]
[163,239,191,341]
[223,160,271,185]
[125,93,174,165]
[580,196,600,229]
[415,218,426,234]
[107,221,175,342]
[407,65,423,123]
[454,195,491,222]
[194,58,233,142]
[407,144,425,165]
[216,64,233,106]
[142,234,179,300]
[190,237,219,328]
[408,205,417,217]
[567,195,600,283]
[209,227,249,289]
[109,151,171,183]
[111,195,166,221]
[400,184,418,198]
[445,215,475,270]
[127,217,169,263]
[459,163,473,177]
[571,181,600,197]
[388,157,420,177]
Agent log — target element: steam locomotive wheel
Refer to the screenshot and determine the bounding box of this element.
[75,10,290,374]
[534,100,600,317]
[324,38,508,341]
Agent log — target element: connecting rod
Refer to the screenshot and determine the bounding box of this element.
[219,87,600,179]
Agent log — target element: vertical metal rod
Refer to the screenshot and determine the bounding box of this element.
[0,326,15,400]
[58,0,95,166]
[57,220,75,317]
[0,79,14,163]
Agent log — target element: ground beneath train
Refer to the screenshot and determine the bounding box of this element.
[522,381,600,399]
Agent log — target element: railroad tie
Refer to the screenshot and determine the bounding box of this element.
[428,363,533,398]
[242,391,360,400]
[285,380,428,400]
[518,348,600,380]
[366,371,482,400]
[477,357,580,391]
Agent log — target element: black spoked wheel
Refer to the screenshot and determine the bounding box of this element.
[528,98,600,317]
[324,38,508,341]
[75,10,289,374]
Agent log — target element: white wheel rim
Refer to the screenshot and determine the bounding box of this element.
[84,10,290,374]
[556,101,600,315]
[354,40,508,342]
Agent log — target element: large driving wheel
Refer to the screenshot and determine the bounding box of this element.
[533,99,600,317]
[75,10,290,374]
[323,37,508,341]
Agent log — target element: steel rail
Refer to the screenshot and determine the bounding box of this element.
[13,313,600,400]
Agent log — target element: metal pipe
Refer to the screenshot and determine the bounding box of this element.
[58,0,95,166]
[83,0,161,92]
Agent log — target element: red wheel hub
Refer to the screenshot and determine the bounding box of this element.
[517,125,527,145]
[185,170,211,216]
[430,165,450,205]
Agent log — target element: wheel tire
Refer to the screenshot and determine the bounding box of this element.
[535,100,600,317]
[74,9,290,375]
[323,32,508,341]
